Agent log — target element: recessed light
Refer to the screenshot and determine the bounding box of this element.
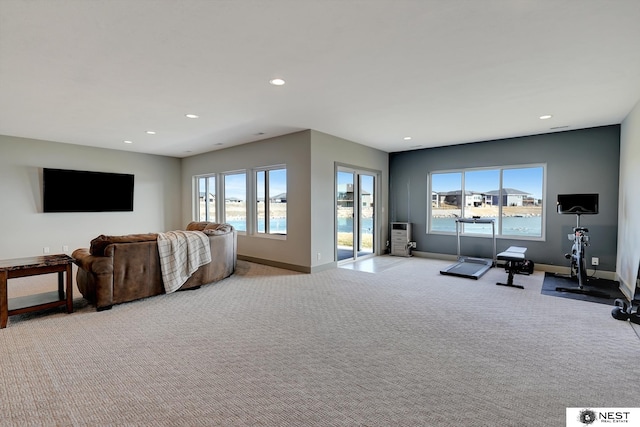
[403,136,412,140]
[214,142,224,146]
[124,140,133,144]
[269,78,285,86]
[146,130,156,135]
[185,114,199,119]
[539,115,553,120]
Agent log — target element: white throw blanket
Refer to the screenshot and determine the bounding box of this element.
[157,230,212,294]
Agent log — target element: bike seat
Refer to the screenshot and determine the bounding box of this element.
[574,227,589,232]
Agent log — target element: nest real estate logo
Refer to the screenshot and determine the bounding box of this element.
[566,408,639,426]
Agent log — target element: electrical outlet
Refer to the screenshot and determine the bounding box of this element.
[317,252,321,260]
[410,242,417,248]
[591,257,599,266]
[43,247,50,254]
[63,245,69,252]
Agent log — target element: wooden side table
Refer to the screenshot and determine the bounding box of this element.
[0,254,74,328]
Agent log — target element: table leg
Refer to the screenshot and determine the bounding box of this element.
[58,270,64,299]
[1,270,8,329]
[65,263,73,313]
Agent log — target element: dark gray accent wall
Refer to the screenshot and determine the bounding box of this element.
[389,125,620,272]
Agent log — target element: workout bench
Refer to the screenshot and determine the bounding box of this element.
[496,246,533,289]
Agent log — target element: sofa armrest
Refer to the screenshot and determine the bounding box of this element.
[72,247,115,309]
[73,248,113,275]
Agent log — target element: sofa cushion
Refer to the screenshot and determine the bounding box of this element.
[186,221,235,234]
[185,221,211,231]
[203,223,234,235]
[90,233,159,256]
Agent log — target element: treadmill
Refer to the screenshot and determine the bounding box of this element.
[440,217,496,279]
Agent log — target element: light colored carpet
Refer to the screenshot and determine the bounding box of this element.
[1,257,639,426]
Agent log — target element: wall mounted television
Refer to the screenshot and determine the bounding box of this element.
[556,193,598,215]
[43,168,135,212]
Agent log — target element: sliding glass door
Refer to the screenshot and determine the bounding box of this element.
[336,167,376,262]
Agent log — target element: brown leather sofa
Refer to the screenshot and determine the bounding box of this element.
[72,222,237,310]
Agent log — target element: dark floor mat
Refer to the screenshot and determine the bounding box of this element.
[542,272,625,305]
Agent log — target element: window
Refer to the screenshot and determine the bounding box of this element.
[462,169,499,235]
[194,165,287,236]
[431,172,462,233]
[501,166,544,237]
[429,165,545,238]
[256,167,287,234]
[196,175,216,222]
[224,172,247,232]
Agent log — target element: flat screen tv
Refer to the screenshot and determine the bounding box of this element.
[43,168,134,212]
[556,193,598,215]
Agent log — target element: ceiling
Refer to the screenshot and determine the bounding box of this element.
[1,1,639,158]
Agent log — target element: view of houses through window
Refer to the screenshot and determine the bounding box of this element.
[196,166,286,235]
[224,172,247,232]
[256,167,287,234]
[336,169,376,261]
[429,165,544,238]
[198,176,216,222]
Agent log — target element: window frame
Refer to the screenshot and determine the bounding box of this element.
[193,164,287,239]
[223,170,248,233]
[427,163,546,241]
[195,174,216,223]
[255,165,287,236]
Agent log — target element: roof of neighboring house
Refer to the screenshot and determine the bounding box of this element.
[439,190,480,196]
[344,187,371,196]
[484,188,530,196]
[435,188,531,196]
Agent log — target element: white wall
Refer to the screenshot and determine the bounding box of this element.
[180,130,389,272]
[1,130,387,272]
[617,100,640,298]
[0,135,182,259]
[310,130,389,270]
[180,131,313,270]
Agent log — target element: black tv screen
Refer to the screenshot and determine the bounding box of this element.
[43,168,134,212]
[556,193,598,215]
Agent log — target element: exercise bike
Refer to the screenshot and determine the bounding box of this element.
[555,194,609,298]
